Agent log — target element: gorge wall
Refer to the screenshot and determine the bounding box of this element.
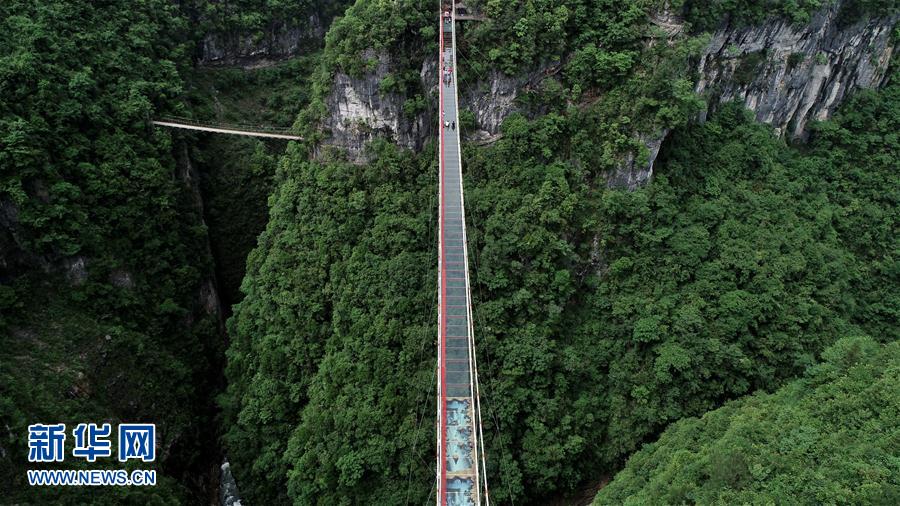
[199,14,325,68]
[317,0,897,185]
[697,3,897,139]
[614,1,898,188]
[319,51,433,157]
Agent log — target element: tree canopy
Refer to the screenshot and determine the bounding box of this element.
[222,26,898,505]
[595,336,900,505]
[1,0,895,504]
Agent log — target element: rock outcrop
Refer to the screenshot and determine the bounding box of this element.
[199,15,325,68]
[320,51,434,161]
[219,459,243,506]
[460,69,522,142]
[612,1,898,189]
[696,3,897,139]
[606,132,669,190]
[460,64,560,143]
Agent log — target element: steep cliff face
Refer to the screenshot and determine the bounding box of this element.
[175,142,226,325]
[606,132,669,190]
[611,1,897,189]
[318,1,895,176]
[199,15,325,68]
[460,70,521,142]
[696,3,898,139]
[320,52,556,160]
[460,64,558,142]
[320,50,433,160]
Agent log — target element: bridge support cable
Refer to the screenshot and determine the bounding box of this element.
[436,2,489,505]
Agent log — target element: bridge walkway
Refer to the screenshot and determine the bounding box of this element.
[436,2,489,505]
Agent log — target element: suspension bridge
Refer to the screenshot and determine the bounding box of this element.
[436,2,489,505]
[151,117,302,140]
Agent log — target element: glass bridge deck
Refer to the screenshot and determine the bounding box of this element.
[437,3,487,505]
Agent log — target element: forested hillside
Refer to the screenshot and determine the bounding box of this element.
[1,0,897,504]
[595,336,900,504]
[0,1,211,502]
[221,0,899,504]
[0,0,331,503]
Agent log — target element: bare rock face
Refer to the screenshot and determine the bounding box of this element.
[607,131,669,190]
[458,64,560,143]
[63,256,88,286]
[696,3,898,139]
[199,279,221,316]
[320,52,558,160]
[649,0,686,39]
[199,15,325,68]
[109,269,135,289]
[614,0,898,189]
[219,458,243,506]
[460,69,528,141]
[320,51,432,161]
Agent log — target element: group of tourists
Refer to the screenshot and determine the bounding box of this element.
[443,7,455,131]
[443,8,453,86]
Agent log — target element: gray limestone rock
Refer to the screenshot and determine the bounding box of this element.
[617,0,897,188]
[696,2,897,139]
[199,15,325,68]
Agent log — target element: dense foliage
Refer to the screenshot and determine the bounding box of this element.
[186,56,320,306]
[221,140,439,503]
[460,0,651,75]
[321,0,433,76]
[195,0,352,37]
[223,0,897,499]
[595,336,900,504]
[680,0,898,32]
[681,0,828,32]
[1,0,188,262]
[0,0,241,502]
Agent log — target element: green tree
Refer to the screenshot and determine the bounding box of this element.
[595,336,900,505]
